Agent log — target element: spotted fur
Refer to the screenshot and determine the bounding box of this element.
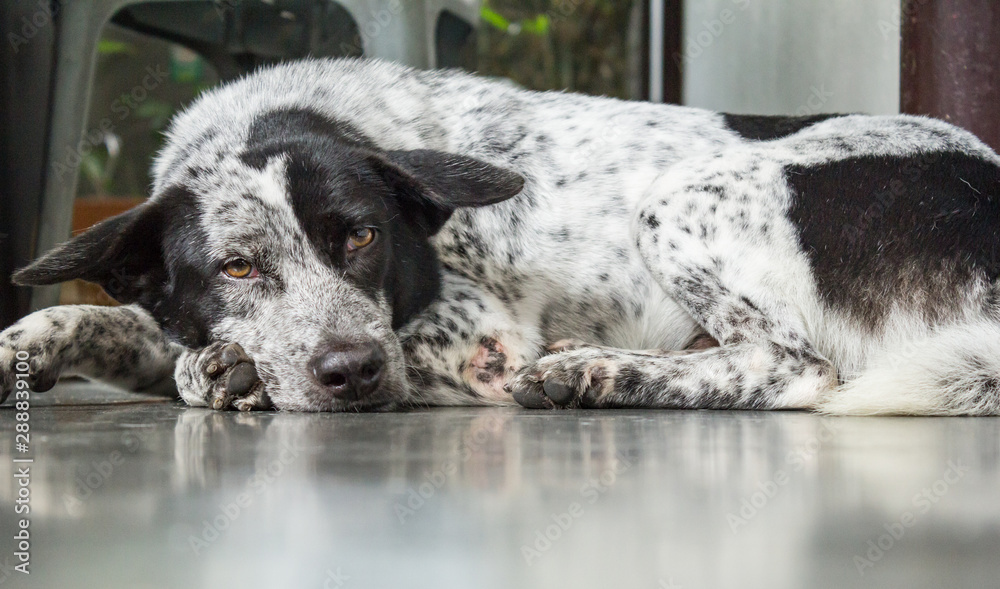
[3,58,1000,415]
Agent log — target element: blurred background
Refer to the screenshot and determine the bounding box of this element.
[0,0,996,325]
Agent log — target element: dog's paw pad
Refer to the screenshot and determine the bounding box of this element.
[509,384,550,409]
[508,350,620,409]
[226,362,258,397]
[197,343,269,411]
[542,378,577,405]
[508,374,581,409]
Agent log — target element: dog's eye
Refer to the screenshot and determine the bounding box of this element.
[223,259,256,279]
[347,227,376,251]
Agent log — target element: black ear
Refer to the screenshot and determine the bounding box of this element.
[12,201,166,304]
[367,149,524,232]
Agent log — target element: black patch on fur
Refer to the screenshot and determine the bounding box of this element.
[151,188,229,346]
[246,107,523,329]
[278,136,445,329]
[12,187,225,347]
[723,113,845,141]
[241,109,376,169]
[786,151,1000,325]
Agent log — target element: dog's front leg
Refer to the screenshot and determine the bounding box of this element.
[0,305,180,403]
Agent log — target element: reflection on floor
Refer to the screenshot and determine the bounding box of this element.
[1,381,999,589]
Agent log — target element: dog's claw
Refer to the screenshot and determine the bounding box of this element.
[232,385,269,412]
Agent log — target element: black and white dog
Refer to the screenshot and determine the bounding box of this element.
[3,58,1000,414]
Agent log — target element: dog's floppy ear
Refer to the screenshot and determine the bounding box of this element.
[12,201,166,304]
[367,149,524,232]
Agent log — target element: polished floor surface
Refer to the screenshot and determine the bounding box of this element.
[2,382,999,589]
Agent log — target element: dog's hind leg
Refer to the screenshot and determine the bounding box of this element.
[507,285,837,409]
[509,158,838,409]
[0,305,180,403]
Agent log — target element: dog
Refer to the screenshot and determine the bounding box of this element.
[2,57,1000,415]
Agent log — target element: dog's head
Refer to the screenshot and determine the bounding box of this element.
[14,107,523,411]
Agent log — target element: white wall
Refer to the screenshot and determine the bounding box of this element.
[679,0,900,115]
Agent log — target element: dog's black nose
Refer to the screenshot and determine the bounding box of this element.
[309,341,385,401]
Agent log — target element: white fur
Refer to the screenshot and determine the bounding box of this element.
[820,320,1000,415]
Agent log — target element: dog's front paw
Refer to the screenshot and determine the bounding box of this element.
[506,348,621,409]
[176,343,270,411]
[0,311,75,403]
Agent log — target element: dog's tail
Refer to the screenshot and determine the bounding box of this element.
[817,319,1000,415]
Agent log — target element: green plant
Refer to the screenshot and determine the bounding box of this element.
[477,0,644,99]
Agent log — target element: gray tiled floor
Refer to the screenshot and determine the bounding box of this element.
[1,382,999,588]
